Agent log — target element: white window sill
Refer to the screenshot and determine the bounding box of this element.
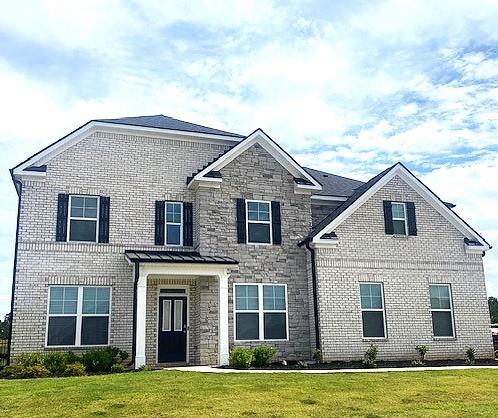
[362,337,388,342]
[432,336,456,341]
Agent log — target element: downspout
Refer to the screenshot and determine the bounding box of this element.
[129,261,139,367]
[305,241,320,350]
[7,170,22,364]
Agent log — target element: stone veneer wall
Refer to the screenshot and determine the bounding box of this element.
[196,143,313,361]
[314,175,494,361]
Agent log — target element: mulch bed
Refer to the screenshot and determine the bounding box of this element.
[221,358,498,371]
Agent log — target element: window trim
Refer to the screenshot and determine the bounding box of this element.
[359,282,387,340]
[45,286,112,348]
[233,283,288,342]
[67,195,100,243]
[245,200,273,245]
[429,283,456,339]
[391,201,408,236]
[165,201,183,246]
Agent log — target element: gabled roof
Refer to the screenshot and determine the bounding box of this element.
[304,167,364,197]
[11,115,242,177]
[187,129,322,191]
[302,162,490,250]
[95,115,244,138]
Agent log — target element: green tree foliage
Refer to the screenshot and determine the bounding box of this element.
[489,297,498,323]
[0,314,11,340]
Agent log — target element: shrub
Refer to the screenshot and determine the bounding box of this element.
[1,364,49,379]
[111,363,125,373]
[229,347,253,369]
[81,346,127,373]
[15,352,44,367]
[312,349,323,364]
[465,347,476,365]
[296,360,308,369]
[252,346,276,367]
[136,364,153,372]
[65,351,80,365]
[43,352,70,376]
[415,345,428,363]
[362,344,379,368]
[64,362,86,377]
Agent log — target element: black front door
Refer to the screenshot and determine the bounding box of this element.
[158,296,187,363]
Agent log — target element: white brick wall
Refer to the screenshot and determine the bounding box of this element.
[314,175,494,361]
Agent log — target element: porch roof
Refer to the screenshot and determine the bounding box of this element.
[124,250,238,265]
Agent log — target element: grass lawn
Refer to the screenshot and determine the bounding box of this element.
[1,369,498,417]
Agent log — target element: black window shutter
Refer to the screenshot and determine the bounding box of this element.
[236,198,246,244]
[56,193,69,241]
[183,202,193,246]
[98,196,110,243]
[406,202,417,236]
[155,201,165,245]
[271,201,282,245]
[383,200,394,235]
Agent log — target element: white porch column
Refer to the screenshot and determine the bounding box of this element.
[135,272,147,369]
[218,271,230,366]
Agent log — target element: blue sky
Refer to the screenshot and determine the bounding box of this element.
[0,0,497,316]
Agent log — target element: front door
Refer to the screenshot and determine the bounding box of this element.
[158,296,187,363]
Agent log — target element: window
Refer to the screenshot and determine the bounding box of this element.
[430,284,454,337]
[68,196,99,242]
[234,284,287,341]
[360,283,386,338]
[391,202,407,235]
[47,286,111,346]
[165,202,183,245]
[246,200,272,244]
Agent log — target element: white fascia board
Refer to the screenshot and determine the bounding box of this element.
[12,121,241,177]
[312,164,490,249]
[191,129,322,191]
[311,195,348,202]
[310,240,339,248]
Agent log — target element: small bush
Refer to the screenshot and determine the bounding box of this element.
[415,345,428,363]
[1,364,49,379]
[81,346,126,373]
[252,346,276,367]
[43,352,70,376]
[465,347,476,365]
[15,352,45,367]
[64,362,86,377]
[312,349,323,364]
[229,347,253,369]
[136,364,153,372]
[65,351,80,365]
[362,344,379,368]
[111,363,125,373]
[296,360,308,369]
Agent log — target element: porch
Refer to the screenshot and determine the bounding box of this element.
[125,250,238,368]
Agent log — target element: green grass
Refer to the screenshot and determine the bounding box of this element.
[1,369,498,417]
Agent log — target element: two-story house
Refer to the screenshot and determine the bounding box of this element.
[8,115,494,367]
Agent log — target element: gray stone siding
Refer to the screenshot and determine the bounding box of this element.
[314,175,494,361]
[197,143,313,360]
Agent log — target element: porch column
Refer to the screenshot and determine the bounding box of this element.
[135,272,147,369]
[218,271,230,365]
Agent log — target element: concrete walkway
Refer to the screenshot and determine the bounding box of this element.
[164,365,498,374]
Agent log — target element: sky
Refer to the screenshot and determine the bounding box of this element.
[0,0,497,317]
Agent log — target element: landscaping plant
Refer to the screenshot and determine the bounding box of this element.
[81,346,128,373]
[312,349,323,364]
[252,346,276,367]
[63,362,86,377]
[415,345,428,364]
[362,344,379,368]
[465,347,476,365]
[229,347,253,369]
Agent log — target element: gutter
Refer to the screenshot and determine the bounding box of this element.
[304,240,321,350]
[7,169,22,364]
[130,262,139,367]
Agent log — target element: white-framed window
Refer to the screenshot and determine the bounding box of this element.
[165,201,183,246]
[246,200,272,244]
[46,286,111,347]
[430,284,455,338]
[68,195,99,242]
[360,283,387,339]
[391,202,407,235]
[234,283,288,341]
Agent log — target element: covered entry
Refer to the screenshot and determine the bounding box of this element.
[125,250,238,368]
